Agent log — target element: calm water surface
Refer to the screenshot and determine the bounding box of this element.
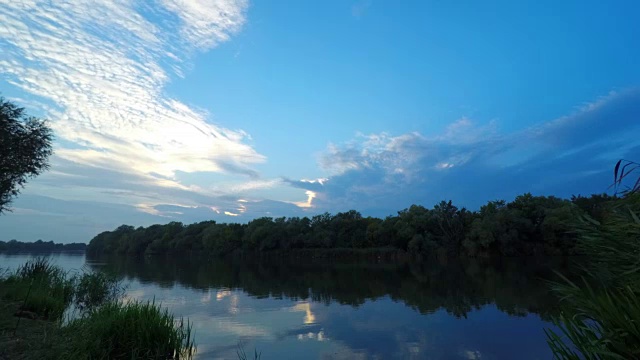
[0,253,567,360]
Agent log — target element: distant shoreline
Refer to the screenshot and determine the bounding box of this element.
[0,240,87,254]
[0,250,86,254]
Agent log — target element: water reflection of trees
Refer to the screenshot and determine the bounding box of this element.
[89,256,568,320]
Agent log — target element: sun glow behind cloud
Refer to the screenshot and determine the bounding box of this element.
[293,190,317,208]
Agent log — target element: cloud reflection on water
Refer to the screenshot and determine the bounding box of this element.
[119,283,554,359]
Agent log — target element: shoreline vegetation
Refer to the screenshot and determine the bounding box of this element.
[88,192,613,259]
[0,258,195,360]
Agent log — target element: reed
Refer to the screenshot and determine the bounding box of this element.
[73,270,124,311]
[62,299,196,360]
[1,258,197,359]
[1,257,74,320]
[546,190,640,359]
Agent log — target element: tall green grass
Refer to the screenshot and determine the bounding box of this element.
[546,193,640,359]
[61,300,196,359]
[1,257,74,320]
[1,258,125,319]
[1,258,196,359]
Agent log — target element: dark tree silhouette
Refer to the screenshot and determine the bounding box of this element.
[87,192,593,258]
[0,96,53,214]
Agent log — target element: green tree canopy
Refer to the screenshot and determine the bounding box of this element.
[0,96,53,214]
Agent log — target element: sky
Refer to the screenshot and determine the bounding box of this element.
[1,0,639,243]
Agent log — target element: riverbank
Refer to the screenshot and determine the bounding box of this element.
[0,258,195,360]
[0,299,59,360]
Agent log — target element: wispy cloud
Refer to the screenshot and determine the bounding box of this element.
[0,0,259,187]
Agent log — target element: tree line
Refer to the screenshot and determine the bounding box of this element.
[0,239,87,253]
[87,192,614,258]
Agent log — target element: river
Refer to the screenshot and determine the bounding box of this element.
[0,253,569,359]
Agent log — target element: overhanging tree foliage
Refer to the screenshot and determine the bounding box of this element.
[0,96,53,214]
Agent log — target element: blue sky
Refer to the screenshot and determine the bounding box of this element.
[1,0,639,243]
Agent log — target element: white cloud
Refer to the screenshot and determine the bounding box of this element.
[0,0,260,186]
[320,122,495,181]
[463,350,482,360]
[160,0,248,49]
[228,179,282,193]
